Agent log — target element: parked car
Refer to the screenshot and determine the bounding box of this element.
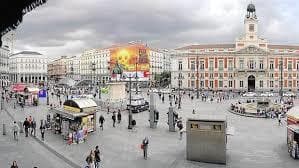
[127,95,149,113]
[242,92,257,97]
[260,92,274,97]
[283,92,295,97]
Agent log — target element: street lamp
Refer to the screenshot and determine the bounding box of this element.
[196,56,200,99]
[91,62,96,91]
[135,56,138,94]
[178,74,184,109]
[122,74,134,129]
[279,55,283,102]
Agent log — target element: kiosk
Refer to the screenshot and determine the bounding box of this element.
[186,115,227,164]
[287,107,299,159]
[50,98,97,144]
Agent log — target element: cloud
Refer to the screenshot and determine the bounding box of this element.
[11,0,299,58]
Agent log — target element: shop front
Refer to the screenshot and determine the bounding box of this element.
[49,98,97,144]
[287,108,299,159]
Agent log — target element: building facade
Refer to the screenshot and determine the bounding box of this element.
[0,45,9,87]
[9,51,48,84]
[47,56,67,82]
[66,56,81,81]
[80,48,110,85]
[171,3,299,92]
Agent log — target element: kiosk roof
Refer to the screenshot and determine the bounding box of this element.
[187,115,227,122]
[287,106,299,120]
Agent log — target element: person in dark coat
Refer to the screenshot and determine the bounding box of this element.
[31,118,36,137]
[117,110,122,123]
[99,115,105,130]
[23,118,30,137]
[112,112,116,127]
[94,146,101,168]
[40,123,46,141]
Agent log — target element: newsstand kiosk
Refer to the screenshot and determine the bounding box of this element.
[49,98,97,144]
[287,107,299,159]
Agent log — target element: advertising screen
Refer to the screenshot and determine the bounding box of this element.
[110,45,150,79]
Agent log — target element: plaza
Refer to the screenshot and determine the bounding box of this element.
[0,90,298,168]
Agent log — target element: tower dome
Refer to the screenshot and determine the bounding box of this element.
[247,3,255,13]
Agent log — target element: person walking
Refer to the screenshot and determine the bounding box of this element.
[99,115,105,131]
[142,137,149,160]
[177,120,184,140]
[12,121,19,141]
[94,146,101,168]
[40,123,46,141]
[117,110,122,124]
[10,160,18,168]
[23,118,30,137]
[31,118,36,137]
[112,112,116,127]
[85,150,95,168]
[278,113,282,126]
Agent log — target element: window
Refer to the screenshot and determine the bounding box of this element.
[219,73,223,79]
[270,73,274,78]
[240,81,243,88]
[228,81,233,87]
[229,73,233,78]
[219,81,223,87]
[200,73,204,78]
[178,61,182,70]
[288,61,292,70]
[249,60,255,69]
[270,61,274,70]
[288,73,292,79]
[270,81,274,87]
[219,60,223,71]
[297,81,299,87]
[279,60,283,69]
[239,60,244,69]
[190,61,195,70]
[297,62,299,70]
[209,81,214,88]
[288,81,292,87]
[259,60,264,69]
[209,60,214,71]
[249,24,254,32]
[228,60,233,70]
[200,81,204,88]
[209,73,214,79]
[200,61,204,70]
[191,81,195,88]
[259,81,263,88]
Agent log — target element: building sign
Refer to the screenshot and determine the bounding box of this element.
[110,45,150,79]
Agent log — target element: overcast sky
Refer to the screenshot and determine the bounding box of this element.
[9,0,299,58]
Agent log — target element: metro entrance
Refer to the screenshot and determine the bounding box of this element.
[248,75,255,92]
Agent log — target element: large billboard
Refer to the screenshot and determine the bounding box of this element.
[110,45,150,79]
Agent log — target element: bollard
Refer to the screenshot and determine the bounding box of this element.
[18,121,23,133]
[2,123,6,135]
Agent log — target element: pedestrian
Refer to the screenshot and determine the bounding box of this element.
[142,137,149,160]
[28,116,32,134]
[10,160,18,168]
[31,118,36,137]
[177,120,184,140]
[107,106,110,114]
[94,146,101,168]
[278,113,282,126]
[12,121,19,141]
[23,118,30,137]
[112,112,116,127]
[99,115,105,130]
[85,150,95,168]
[117,110,122,123]
[192,109,195,114]
[59,100,62,106]
[40,123,45,141]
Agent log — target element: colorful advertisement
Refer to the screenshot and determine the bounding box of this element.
[110,45,150,79]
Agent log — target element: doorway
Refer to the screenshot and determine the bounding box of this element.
[248,75,255,92]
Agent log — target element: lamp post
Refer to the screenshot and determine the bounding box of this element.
[122,74,134,129]
[280,56,283,102]
[91,62,96,91]
[135,56,138,94]
[196,56,200,99]
[178,74,184,109]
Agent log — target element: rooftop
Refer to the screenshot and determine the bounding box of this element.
[10,51,42,57]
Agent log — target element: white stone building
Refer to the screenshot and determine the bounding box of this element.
[66,56,81,81]
[0,45,10,87]
[80,48,110,85]
[9,51,48,84]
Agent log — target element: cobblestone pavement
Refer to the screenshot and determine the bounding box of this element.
[0,106,73,168]
[3,92,299,168]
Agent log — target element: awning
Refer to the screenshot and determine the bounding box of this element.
[64,98,97,109]
[50,108,90,120]
[11,83,26,92]
[287,124,299,134]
